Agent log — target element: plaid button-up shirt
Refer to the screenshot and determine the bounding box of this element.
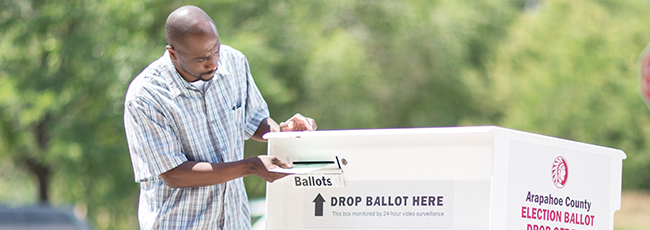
[124,45,269,229]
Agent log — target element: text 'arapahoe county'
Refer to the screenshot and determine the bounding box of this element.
[521,191,597,230]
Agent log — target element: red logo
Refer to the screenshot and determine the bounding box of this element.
[552,156,568,189]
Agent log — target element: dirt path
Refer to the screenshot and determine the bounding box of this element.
[614,191,650,230]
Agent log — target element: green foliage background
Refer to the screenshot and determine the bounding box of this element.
[1,0,649,229]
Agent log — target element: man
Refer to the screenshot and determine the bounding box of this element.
[123,5,316,229]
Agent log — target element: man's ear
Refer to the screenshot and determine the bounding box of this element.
[166,45,177,60]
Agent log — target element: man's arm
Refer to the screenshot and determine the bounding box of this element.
[160,113,316,188]
[160,155,290,188]
[251,118,279,142]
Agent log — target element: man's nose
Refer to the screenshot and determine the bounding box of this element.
[205,56,218,71]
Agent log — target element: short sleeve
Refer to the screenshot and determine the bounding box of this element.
[124,100,187,182]
[242,56,270,139]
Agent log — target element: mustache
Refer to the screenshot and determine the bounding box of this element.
[202,70,215,76]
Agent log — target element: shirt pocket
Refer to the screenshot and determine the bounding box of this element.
[232,100,244,127]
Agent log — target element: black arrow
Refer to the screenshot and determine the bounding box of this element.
[313,193,325,216]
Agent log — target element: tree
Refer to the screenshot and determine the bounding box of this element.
[221,0,523,130]
[0,0,161,228]
[225,0,524,198]
[483,0,650,189]
[13,0,650,229]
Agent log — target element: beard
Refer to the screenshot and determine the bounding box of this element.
[180,64,216,82]
[196,69,215,81]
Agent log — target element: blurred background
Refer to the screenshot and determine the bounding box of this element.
[1,0,650,229]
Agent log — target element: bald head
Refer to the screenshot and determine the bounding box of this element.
[165,5,219,49]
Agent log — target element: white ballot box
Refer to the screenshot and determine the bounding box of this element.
[262,126,625,230]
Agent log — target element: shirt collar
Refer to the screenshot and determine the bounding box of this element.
[163,50,209,97]
[163,49,231,97]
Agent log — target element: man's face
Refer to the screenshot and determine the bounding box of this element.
[168,32,221,82]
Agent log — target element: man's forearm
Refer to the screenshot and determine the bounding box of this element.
[160,160,254,188]
[159,155,289,188]
[251,117,279,142]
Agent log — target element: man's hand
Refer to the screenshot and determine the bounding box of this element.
[247,156,292,183]
[280,113,317,131]
[251,114,317,141]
